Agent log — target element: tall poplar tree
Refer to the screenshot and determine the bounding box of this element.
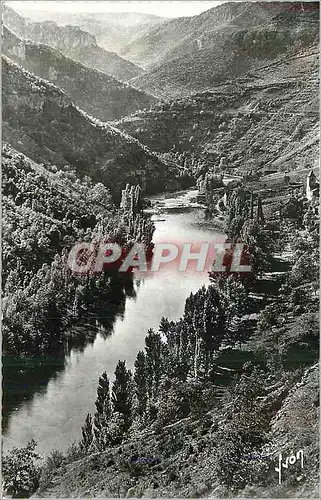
[80,413,93,453]
[145,329,163,399]
[93,371,111,450]
[111,360,133,430]
[133,351,147,416]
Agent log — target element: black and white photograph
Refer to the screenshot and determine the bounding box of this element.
[1,0,319,497]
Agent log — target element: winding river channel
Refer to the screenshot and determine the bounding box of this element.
[3,189,225,455]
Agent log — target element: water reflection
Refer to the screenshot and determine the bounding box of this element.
[3,273,135,432]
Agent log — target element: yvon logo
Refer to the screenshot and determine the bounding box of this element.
[275,449,304,485]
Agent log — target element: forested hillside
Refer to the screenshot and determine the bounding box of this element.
[2,56,177,199]
[2,144,154,356]
[2,2,319,498]
[2,4,144,81]
[2,27,157,121]
[30,171,319,499]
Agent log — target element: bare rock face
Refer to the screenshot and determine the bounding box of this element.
[32,22,97,51]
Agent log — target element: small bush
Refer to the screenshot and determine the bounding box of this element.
[2,439,41,497]
[46,449,65,470]
[65,441,84,463]
[120,460,144,478]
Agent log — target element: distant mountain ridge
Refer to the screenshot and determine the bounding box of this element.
[2,26,157,121]
[122,2,319,68]
[13,9,167,53]
[2,4,144,81]
[2,56,177,199]
[125,1,319,98]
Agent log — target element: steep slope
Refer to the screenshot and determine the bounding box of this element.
[127,2,319,98]
[122,2,319,68]
[2,4,143,81]
[2,27,157,121]
[67,43,143,83]
[34,342,319,498]
[116,46,319,178]
[13,9,167,53]
[2,143,154,415]
[2,56,176,199]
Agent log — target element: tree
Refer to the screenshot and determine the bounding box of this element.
[201,286,226,369]
[225,188,250,240]
[95,371,111,417]
[215,369,269,491]
[211,276,247,324]
[112,361,133,430]
[154,379,191,428]
[250,192,254,219]
[93,371,111,450]
[241,220,272,277]
[256,195,265,224]
[145,329,163,399]
[183,286,227,378]
[80,413,93,453]
[257,303,283,334]
[133,351,148,416]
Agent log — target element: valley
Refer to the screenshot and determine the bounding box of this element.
[1,2,319,499]
[2,56,177,199]
[3,189,221,455]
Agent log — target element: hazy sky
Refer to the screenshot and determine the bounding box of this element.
[7,1,223,18]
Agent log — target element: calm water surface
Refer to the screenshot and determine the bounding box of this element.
[3,189,224,455]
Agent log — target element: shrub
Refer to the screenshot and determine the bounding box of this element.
[65,441,84,463]
[46,449,65,470]
[2,439,41,497]
[215,369,269,491]
[119,459,144,478]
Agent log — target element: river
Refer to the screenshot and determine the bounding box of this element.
[3,189,225,455]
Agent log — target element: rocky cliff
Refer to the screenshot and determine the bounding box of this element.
[8,8,167,53]
[126,2,319,98]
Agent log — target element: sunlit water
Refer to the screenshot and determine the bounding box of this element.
[3,189,225,455]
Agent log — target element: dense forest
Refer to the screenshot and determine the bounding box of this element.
[75,184,318,461]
